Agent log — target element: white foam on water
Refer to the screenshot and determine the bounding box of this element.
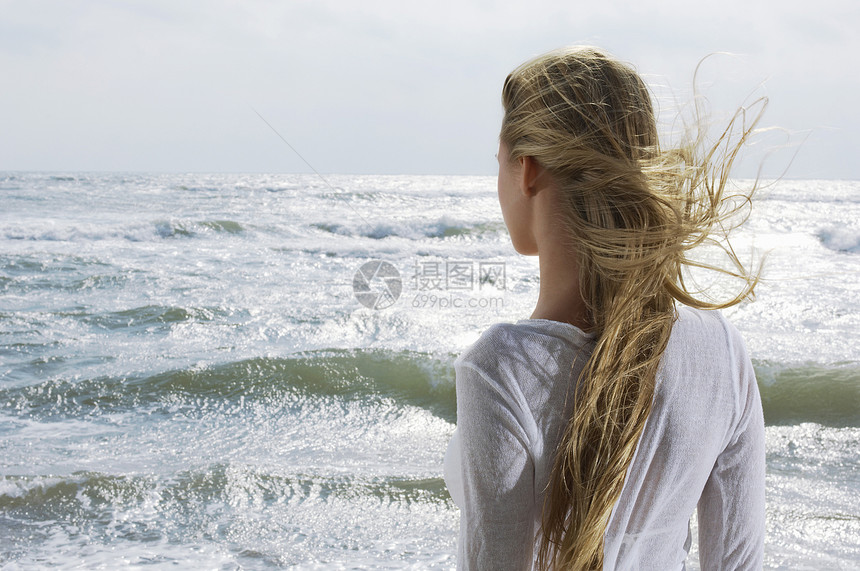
[2,173,858,568]
[817,226,860,253]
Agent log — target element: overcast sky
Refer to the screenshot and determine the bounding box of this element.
[1,0,858,178]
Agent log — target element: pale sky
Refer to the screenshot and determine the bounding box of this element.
[1,0,858,179]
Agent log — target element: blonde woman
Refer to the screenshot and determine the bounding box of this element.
[443,46,766,570]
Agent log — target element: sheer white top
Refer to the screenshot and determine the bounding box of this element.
[444,306,765,570]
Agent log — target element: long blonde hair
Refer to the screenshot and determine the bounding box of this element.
[499,46,765,569]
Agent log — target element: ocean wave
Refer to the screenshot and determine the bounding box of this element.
[149,219,246,239]
[0,466,454,568]
[817,227,860,253]
[0,464,457,568]
[78,305,226,331]
[0,254,131,294]
[0,468,450,514]
[310,218,501,241]
[0,350,457,423]
[755,361,860,427]
[153,220,195,238]
[170,184,227,193]
[1,254,111,274]
[198,219,244,234]
[0,254,123,294]
[1,271,131,294]
[1,218,247,242]
[760,179,860,204]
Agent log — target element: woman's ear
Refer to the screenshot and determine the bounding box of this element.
[518,156,544,197]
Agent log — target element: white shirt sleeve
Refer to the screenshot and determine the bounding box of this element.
[454,357,538,570]
[696,330,766,570]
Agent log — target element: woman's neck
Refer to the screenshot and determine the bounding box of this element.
[529,234,590,330]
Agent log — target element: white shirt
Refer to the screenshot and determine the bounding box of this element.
[444,306,765,570]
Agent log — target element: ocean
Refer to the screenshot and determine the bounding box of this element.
[0,172,857,569]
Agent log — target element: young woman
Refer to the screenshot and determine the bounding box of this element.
[443,46,766,570]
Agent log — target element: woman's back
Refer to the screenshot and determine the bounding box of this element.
[444,305,765,569]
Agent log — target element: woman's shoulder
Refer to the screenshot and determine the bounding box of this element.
[661,305,756,404]
[671,305,748,353]
[453,320,594,428]
[453,322,524,374]
[456,318,594,368]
